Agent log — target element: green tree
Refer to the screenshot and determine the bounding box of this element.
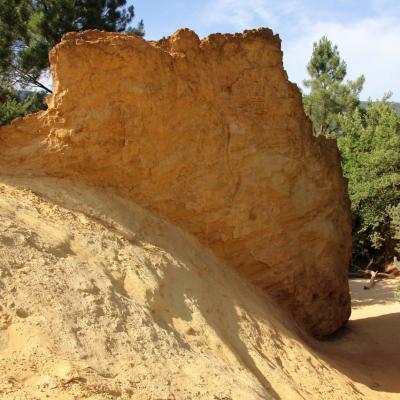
[389,204,400,255]
[303,36,365,137]
[0,86,47,125]
[0,0,144,93]
[337,97,400,264]
[0,1,30,88]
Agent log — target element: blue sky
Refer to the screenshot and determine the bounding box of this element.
[131,0,400,101]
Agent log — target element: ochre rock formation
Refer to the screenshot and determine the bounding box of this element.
[0,28,351,336]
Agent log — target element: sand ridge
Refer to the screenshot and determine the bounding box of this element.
[0,176,398,399]
[0,176,368,399]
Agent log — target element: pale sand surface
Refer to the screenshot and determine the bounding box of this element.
[314,278,400,399]
[0,175,399,399]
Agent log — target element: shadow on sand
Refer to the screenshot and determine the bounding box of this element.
[2,176,282,400]
[314,312,400,393]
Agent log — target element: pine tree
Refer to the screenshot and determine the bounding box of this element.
[0,0,144,93]
[303,36,364,137]
[0,85,47,125]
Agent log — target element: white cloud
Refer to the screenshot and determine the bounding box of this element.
[284,17,400,100]
[201,0,304,31]
[201,0,400,100]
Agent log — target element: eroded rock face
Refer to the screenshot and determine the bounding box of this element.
[0,28,351,336]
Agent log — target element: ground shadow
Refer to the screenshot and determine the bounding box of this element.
[1,177,282,400]
[313,312,400,393]
[146,255,282,400]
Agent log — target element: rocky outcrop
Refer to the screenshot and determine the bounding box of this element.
[0,28,351,336]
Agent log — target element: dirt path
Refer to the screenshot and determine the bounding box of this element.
[315,278,400,399]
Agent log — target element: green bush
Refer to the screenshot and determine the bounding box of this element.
[337,98,400,265]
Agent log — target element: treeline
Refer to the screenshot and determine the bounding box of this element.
[0,0,144,123]
[303,37,400,269]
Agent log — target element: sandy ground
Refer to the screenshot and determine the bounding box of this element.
[0,175,399,399]
[315,278,400,399]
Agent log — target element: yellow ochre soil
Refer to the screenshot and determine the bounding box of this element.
[0,29,352,337]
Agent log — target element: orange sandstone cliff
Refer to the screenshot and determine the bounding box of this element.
[0,28,352,337]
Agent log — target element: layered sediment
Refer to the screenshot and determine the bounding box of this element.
[0,28,352,336]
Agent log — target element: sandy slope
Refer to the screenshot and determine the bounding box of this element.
[0,176,398,399]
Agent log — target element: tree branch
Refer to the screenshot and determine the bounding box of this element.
[2,59,52,93]
[15,67,52,93]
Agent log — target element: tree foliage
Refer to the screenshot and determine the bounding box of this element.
[0,0,143,125]
[303,36,364,137]
[0,0,144,92]
[303,37,400,266]
[337,98,400,264]
[0,86,47,125]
